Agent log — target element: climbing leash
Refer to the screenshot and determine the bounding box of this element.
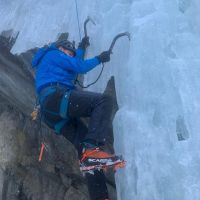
[73,1,131,88]
[76,31,131,89]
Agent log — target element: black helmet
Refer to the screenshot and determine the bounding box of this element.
[55,39,76,55]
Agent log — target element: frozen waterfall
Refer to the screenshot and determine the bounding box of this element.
[1,0,200,199]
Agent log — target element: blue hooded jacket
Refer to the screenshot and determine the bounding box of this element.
[32,44,100,93]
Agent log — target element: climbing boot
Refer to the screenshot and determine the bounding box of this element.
[80,147,124,172]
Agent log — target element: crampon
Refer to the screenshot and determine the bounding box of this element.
[80,154,126,173]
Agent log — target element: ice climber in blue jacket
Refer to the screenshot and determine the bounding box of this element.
[32,35,119,174]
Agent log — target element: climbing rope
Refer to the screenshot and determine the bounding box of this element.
[76,63,105,89]
[74,0,82,41]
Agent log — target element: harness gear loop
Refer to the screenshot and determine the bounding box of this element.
[31,84,71,162]
[31,103,40,120]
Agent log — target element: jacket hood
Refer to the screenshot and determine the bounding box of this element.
[32,44,57,68]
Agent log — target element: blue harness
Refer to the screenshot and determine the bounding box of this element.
[38,83,71,135]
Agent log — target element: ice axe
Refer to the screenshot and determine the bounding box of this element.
[108,32,131,54]
[84,16,96,37]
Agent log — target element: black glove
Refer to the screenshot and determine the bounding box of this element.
[78,36,90,50]
[96,51,111,63]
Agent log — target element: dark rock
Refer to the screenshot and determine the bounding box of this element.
[0,31,118,200]
[64,186,88,200]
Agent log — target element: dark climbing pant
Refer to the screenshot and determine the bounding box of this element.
[59,90,112,200]
[41,87,113,200]
[64,89,113,146]
[40,87,113,146]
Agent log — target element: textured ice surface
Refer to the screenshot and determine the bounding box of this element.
[1,0,200,199]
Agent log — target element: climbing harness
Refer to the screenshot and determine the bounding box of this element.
[38,85,71,134]
[31,86,71,162]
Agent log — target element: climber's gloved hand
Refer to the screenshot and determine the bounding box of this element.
[96,51,111,63]
[78,36,90,50]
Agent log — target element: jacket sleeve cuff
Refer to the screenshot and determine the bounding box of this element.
[95,56,101,64]
[75,48,85,58]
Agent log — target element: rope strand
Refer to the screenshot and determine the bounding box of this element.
[74,0,82,41]
[76,63,105,88]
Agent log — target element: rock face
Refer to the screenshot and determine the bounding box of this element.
[0,106,89,200]
[0,31,117,200]
[0,32,35,115]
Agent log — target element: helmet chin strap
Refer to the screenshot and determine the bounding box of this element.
[59,47,74,57]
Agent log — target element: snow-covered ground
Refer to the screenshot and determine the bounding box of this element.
[1,0,200,199]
